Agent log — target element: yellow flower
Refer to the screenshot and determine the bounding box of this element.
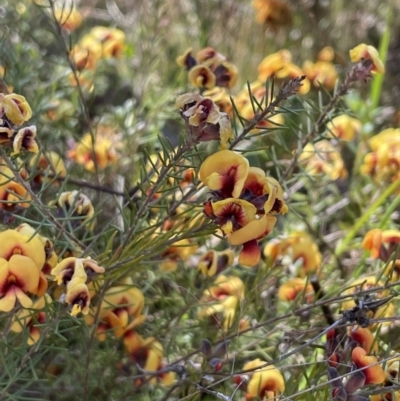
[29,151,66,184]
[326,115,362,141]
[263,231,322,276]
[258,50,292,82]
[199,275,245,330]
[299,140,347,180]
[278,278,313,302]
[198,249,234,277]
[0,93,32,126]
[160,238,197,272]
[87,283,145,340]
[0,162,31,211]
[361,128,400,184]
[54,191,95,229]
[203,87,233,115]
[54,7,82,31]
[303,60,338,91]
[252,0,292,29]
[246,363,285,400]
[68,132,117,172]
[349,44,385,74]
[81,27,126,59]
[0,228,47,311]
[13,125,39,154]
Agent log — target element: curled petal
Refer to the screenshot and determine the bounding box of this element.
[13,126,39,154]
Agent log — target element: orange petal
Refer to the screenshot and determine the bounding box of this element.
[229,215,277,245]
[238,239,261,266]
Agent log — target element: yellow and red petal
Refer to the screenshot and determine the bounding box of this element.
[188,65,216,89]
[238,239,261,266]
[8,254,40,293]
[229,215,277,246]
[349,327,377,354]
[349,44,385,74]
[199,150,249,198]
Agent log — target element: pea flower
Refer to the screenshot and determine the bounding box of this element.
[86,282,145,341]
[252,0,292,29]
[258,50,310,94]
[51,257,104,316]
[199,150,249,198]
[278,278,313,302]
[349,44,385,74]
[199,275,245,330]
[360,128,400,184]
[29,151,67,184]
[160,238,198,272]
[80,27,126,59]
[198,249,234,277]
[0,93,32,126]
[176,93,234,148]
[67,132,117,172]
[245,362,285,400]
[326,115,362,141]
[10,294,52,345]
[263,231,322,277]
[0,162,31,211]
[298,140,347,180]
[54,191,95,230]
[348,327,378,354]
[351,347,386,385]
[129,339,176,386]
[13,125,39,154]
[0,227,47,312]
[54,6,82,31]
[176,47,238,90]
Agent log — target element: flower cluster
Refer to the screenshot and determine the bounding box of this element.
[326,114,362,141]
[258,49,310,94]
[299,140,347,180]
[234,358,285,400]
[176,47,238,90]
[264,231,322,277]
[0,92,38,154]
[0,224,50,312]
[70,26,126,90]
[198,275,245,330]
[53,190,95,230]
[51,257,105,316]
[67,128,118,172]
[252,0,292,30]
[360,128,400,184]
[303,46,338,91]
[200,150,287,266]
[176,92,234,149]
[233,80,284,132]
